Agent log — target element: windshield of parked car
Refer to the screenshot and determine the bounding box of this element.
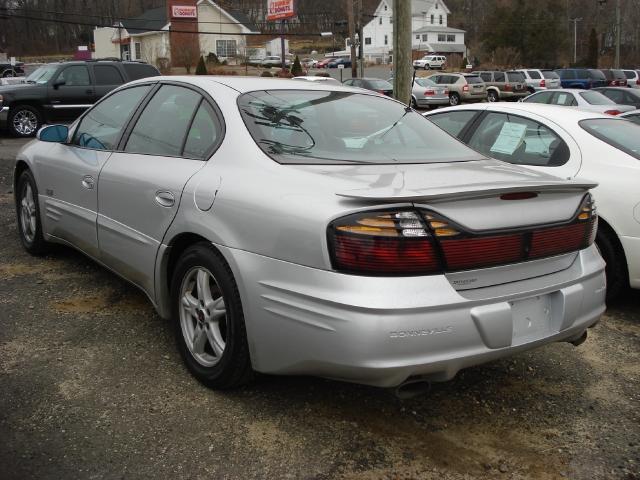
[580,91,612,105]
[366,79,393,90]
[238,90,482,164]
[588,69,607,80]
[580,118,640,160]
[25,65,58,84]
[542,71,560,79]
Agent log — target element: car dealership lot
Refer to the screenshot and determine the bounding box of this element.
[0,136,639,479]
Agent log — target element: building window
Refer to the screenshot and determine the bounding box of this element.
[384,4,387,10]
[435,2,438,8]
[439,15,443,24]
[430,14,434,24]
[384,35,388,45]
[447,34,455,42]
[134,42,141,60]
[422,34,428,41]
[390,16,393,24]
[379,17,382,25]
[365,37,372,45]
[438,34,446,42]
[216,39,237,58]
[416,35,420,40]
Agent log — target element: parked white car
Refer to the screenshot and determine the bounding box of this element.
[292,76,340,85]
[262,56,290,67]
[622,69,640,89]
[522,88,635,115]
[517,69,562,93]
[425,103,640,299]
[413,55,446,70]
[620,109,640,125]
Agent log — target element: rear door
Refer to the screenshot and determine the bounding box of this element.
[47,64,95,122]
[97,83,224,297]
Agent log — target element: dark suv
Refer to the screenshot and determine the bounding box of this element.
[555,68,607,89]
[0,60,160,137]
[599,69,628,87]
[0,61,25,78]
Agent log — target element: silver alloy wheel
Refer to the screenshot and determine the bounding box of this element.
[449,94,459,106]
[13,109,38,136]
[20,182,37,244]
[179,267,227,367]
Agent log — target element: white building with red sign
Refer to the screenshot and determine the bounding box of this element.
[266,0,296,21]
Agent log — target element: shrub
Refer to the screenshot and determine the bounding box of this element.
[315,72,330,77]
[276,68,293,78]
[206,52,220,65]
[291,55,303,76]
[260,70,273,77]
[195,56,207,75]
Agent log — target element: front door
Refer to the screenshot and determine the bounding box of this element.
[97,84,222,297]
[37,84,153,258]
[47,64,95,122]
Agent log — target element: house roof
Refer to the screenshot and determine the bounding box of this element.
[412,0,451,16]
[414,25,466,34]
[121,7,168,35]
[226,9,259,33]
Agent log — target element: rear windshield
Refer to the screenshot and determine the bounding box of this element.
[612,69,626,79]
[415,78,437,87]
[580,118,640,160]
[238,90,481,165]
[580,91,611,105]
[465,75,483,84]
[623,70,636,79]
[367,79,393,90]
[589,69,607,80]
[123,63,160,80]
[506,72,525,82]
[542,71,560,79]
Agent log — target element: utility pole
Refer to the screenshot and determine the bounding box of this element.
[393,0,412,104]
[570,17,582,64]
[280,19,286,70]
[357,0,364,78]
[347,0,357,78]
[615,0,621,68]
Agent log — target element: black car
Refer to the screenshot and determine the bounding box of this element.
[599,69,628,87]
[0,60,160,137]
[342,77,394,96]
[593,87,640,109]
[0,61,24,78]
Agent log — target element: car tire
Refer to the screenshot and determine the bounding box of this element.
[8,105,42,137]
[595,228,628,301]
[171,242,253,389]
[2,69,16,78]
[15,169,49,256]
[410,96,418,109]
[487,91,499,102]
[449,92,460,106]
[425,65,430,70]
[527,87,536,94]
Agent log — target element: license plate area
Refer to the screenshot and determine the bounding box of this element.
[510,295,552,344]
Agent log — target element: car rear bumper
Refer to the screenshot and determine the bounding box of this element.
[619,235,640,288]
[415,97,450,107]
[0,106,9,127]
[221,244,606,387]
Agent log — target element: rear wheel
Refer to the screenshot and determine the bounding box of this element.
[171,243,253,389]
[410,96,418,109]
[595,228,628,301]
[15,169,49,256]
[9,105,42,137]
[487,90,499,102]
[449,92,460,106]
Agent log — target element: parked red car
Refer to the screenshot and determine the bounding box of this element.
[316,58,334,69]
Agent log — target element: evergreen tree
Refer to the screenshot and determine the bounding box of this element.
[587,28,599,67]
[291,56,303,76]
[195,56,207,75]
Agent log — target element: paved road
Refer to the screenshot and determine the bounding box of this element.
[0,136,639,480]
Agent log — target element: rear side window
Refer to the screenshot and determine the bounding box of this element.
[623,70,636,79]
[72,85,151,150]
[579,91,610,105]
[123,63,160,81]
[506,72,525,82]
[94,65,124,85]
[183,101,223,160]
[467,112,570,166]
[427,110,478,137]
[479,72,492,82]
[494,72,505,82]
[523,91,554,104]
[589,69,606,80]
[465,75,483,84]
[527,70,542,79]
[552,92,578,106]
[542,71,560,79]
[125,85,201,157]
[580,118,640,160]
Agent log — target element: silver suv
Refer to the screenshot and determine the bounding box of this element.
[517,69,562,93]
[476,71,528,102]
[427,73,486,106]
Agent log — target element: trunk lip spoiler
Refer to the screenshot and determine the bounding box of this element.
[336,181,598,203]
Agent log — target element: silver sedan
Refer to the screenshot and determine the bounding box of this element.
[14,77,606,391]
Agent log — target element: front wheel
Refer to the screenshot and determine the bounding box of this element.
[449,92,461,106]
[171,243,253,389]
[8,105,42,137]
[15,169,49,255]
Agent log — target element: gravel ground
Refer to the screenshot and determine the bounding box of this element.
[0,136,638,480]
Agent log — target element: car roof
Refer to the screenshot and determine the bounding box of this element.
[424,102,611,121]
[620,109,640,116]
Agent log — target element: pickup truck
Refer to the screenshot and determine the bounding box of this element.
[0,60,159,137]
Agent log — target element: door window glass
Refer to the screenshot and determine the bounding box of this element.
[427,110,478,137]
[183,102,223,159]
[524,91,554,103]
[494,72,505,82]
[601,89,625,103]
[94,65,124,85]
[623,114,640,126]
[552,92,577,106]
[527,70,541,79]
[123,63,160,80]
[56,66,90,86]
[125,85,201,157]
[467,112,570,166]
[479,72,492,82]
[72,85,151,150]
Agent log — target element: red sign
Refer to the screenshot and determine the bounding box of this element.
[267,0,295,21]
[172,5,197,18]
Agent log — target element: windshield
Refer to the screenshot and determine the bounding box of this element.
[580,91,612,105]
[238,90,482,165]
[580,118,640,160]
[25,65,58,84]
[367,79,393,90]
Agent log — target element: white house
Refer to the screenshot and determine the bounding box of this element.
[355,0,466,63]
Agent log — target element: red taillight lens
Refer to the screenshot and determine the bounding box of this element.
[424,90,435,96]
[604,109,622,116]
[636,78,640,85]
[505,83,512,91]
[540,79,546,88]
[463,84,469,92]
[440,234,522,270]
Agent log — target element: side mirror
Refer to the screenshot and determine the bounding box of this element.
[37,124,69,143]
[52,79,65,89]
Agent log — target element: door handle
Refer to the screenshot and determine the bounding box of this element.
[82,175,95,190]
[155,190,175,208]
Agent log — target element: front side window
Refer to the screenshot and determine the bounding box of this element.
[125,85,201,157]
[238,90,482,165]
[25,65,59,84]
[56,65,90,86]
[580,118,640,160]
[467,112,570,166]
[216,39,237,57]
[72,85,151,150]
[428,110,478,137]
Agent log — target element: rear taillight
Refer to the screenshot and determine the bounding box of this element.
[636,78,640,85]
[604,109,622,115]
[424,89,435,96]
[463,84,469,92]
[328,195,597,276]
[540,79,546,88]
[610,80,617,86]
[505,83,512,91]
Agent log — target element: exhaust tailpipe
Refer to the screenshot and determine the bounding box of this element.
[394,378,431,400]
[569,330,588,347]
